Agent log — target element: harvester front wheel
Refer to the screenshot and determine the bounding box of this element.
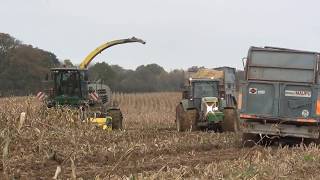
[221,108,239,132]
[108,109,123,130]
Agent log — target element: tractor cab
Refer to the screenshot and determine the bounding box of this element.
[189,79,225,125]
[187,79,224,111]
[45,68,89,107]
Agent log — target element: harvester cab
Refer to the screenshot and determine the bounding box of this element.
[46,68,88,108]
[176,68,239,132]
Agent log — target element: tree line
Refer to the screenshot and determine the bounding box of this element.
[0,33,186,95]
[0,33,59,96]
[88,63,185,92]
[0,33,244,96]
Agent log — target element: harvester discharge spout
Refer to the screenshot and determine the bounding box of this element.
[79,36,146,69]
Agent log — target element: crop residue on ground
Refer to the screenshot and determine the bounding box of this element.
[0,93,320,179]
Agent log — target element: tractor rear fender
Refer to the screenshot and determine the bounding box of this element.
[180,99,190,111]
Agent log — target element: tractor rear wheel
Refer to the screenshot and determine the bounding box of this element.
[176,104,198,131]
[221,108,239,132]
[176,104,187,132]
[186,108,198,131]
[108,109,123,130]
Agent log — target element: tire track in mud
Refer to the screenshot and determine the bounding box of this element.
[67,147,244,178]
[117,148,244,174]
[73,144,246,177]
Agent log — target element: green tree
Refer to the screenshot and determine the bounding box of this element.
[63,59,74,67]
[88,62,117,88]
[0,33,59,95]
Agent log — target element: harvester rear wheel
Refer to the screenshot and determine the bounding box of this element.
[108,109,123,130]
[221,108,239,132]
[176,104,198,132]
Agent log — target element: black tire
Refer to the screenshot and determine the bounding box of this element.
[186,109,198,131]
[78,106,87,122]
[176,104,198,132]
[176,104,184,132]
[221,108,239,132]
[309,136,320,145]
[242,133,260,147]
[108,109,123,130]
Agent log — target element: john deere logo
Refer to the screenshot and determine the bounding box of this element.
[249,88,257,94]
[302,110,309,118]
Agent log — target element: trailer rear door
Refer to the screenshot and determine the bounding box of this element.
[279,84,313,118]
[245,82,278,117]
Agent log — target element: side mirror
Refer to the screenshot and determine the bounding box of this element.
[242,57,247,69]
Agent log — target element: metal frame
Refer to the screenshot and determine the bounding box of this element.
[242,121,319,139]
[246,46,319,84]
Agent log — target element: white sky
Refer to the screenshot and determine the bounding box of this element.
[1,0,319,70]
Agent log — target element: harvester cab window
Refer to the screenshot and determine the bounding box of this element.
[54,71,81,97]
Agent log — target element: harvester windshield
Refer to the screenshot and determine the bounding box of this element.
[51,69,87,99]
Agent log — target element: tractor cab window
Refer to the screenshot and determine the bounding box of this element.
[193,81,218,99]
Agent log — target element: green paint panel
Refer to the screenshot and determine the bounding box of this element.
[207,111,224,123]
[54,95,82,106]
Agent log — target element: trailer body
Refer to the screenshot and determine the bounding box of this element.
[240,47,320,139]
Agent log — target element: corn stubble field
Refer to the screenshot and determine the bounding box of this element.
[1,93,320,179]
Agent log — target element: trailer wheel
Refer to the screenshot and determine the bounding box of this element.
[108,109,123,130]
[311,137,320,145]
[242,133,260,147]
[221,108,239,132]
[176,104,198,131]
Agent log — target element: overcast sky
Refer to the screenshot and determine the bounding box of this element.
[1,0,320,70]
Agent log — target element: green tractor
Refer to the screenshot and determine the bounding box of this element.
[176,67,239,132]
[39,37,145,130]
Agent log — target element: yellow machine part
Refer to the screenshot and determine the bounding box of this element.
[89,116,112,131]
[79,37,145,69]
[189,69,224,79]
